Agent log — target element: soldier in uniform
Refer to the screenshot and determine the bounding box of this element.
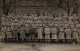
[59,27,65,43]
[6,31,12,41]
[37,27,43,42]
[72,28,79,44]
[50,27,57,42]
[34,28,38,42]
[1,31,7,42]
[64,27,72,43]
[24,25,30,41]
[44,26,50,42]
[20,26,26,41]
[29,27,36,42]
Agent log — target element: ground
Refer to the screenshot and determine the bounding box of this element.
[0,42,80,51]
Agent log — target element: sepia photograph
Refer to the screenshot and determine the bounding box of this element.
[0,0,80,51]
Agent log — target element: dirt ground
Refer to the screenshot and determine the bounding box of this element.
[0,42,80,51]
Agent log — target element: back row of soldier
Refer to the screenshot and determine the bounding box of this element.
[2,13,79,28]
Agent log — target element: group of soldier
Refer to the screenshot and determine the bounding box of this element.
[3,25,78,43]
[1,13,79,44]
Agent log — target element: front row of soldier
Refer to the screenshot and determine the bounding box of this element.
[6,27,79,43]
[37,27,78,43]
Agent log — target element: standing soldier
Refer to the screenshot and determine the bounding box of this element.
[29,27,36,42]
[1,26,7,41]
[72,28,79,44]
[20,26,26,41]
[6,27,12,41]
[50,27,57,42]
[6,31,12,41]
[64,27,72,43]
[34,28,38,42]
[37,27,43,42]
[59,27,65,43]
[44,26,50,42]
[24,25,30,41]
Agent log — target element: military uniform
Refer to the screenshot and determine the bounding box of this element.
[20,27,26,41]
[44,27,50,39]
[72,31,78,39]
[72,28,78,43]
[6,32,12,41]
[38,28,43,39]
[64,28,72,42]
[50,27,57,40]
[59,32,65,41]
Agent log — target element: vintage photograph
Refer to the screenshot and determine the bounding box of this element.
[0,0,80,51]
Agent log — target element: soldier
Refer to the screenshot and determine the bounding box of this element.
[59,27,65,43]
[24,25,30,39]
[44,26,50,42]
[34,28,38,42]
[64,27,72,43]
[1,31,7,42]
[72,28,79,44]
[20,26,26,41]
[50,27,57,42]
[29,27,36,42]
[37,27,43,42]
[77,27,80,38]
[6,31,12,41]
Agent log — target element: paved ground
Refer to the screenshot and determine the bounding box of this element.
[0,42,80,51]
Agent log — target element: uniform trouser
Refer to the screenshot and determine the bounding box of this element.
[38,34,42,40]
[45,34,51,42]
[73,39,77,43]
[52,34,57,40]
[45,34,50,39]
[66,34,71,42]
[59,39,65,43]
